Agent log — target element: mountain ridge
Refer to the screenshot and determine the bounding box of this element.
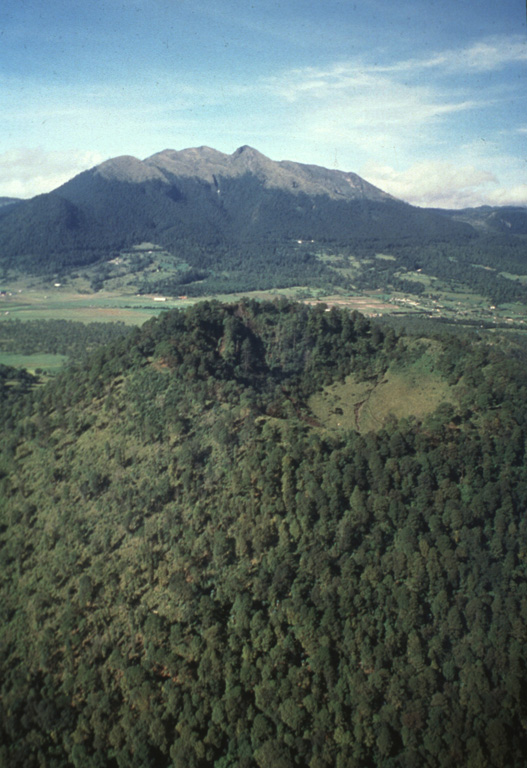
[0,144,474,278]
[139,144,395,202]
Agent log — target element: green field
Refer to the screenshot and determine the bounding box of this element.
[0,286,175,324]
[2,280,527,330]
[0,352,69,373]
[310,368,455,434]
[0,283,355,326]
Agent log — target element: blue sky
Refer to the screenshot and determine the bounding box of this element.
[1,0,526,207]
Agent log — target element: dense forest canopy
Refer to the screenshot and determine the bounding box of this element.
[1,300,527,767]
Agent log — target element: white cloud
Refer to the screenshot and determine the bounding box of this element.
[483,185,527,207]
[259,36,526,207]
[0,148,104,198]
[265,62,485,163]
[0,33,524,205]
[263,35,525,159]
[375,35,527,75]
[455,37,527,73]
[360,160,527,209]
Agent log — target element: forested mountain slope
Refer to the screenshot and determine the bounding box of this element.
[0,146,473,279]
[1,301,527,767]
[0,197,19,209]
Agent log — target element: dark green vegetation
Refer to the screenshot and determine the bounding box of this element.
[432,205,527,235]
[2,300,527,767]
[0,319,131,378]
[0,180,470,296]
[0,319,129,365]
[0,197,20,209]
[0,363,37,407]
[346,237,527,306]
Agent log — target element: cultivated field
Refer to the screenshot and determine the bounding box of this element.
[0,352,68,374]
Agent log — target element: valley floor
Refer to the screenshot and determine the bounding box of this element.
[2,281,527,329]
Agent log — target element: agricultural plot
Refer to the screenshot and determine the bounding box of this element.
[309,369,454,433]
[2,278,527,331]
[0,284,177,324]
[0,352,68,374]
[500,272,527,285]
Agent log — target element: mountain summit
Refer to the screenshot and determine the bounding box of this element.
[117,145,395,202]
[0,145,473,278]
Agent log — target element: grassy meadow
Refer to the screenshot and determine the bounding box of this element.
[309,362,454,434]
[0,352,69,374]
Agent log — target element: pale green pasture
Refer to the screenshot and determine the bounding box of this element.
[0,289,180,324]
[309,353,455,435]
[0,352,69,373]
[397,271,436,287]
[0,285,330,325]
[500,272,527,284]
